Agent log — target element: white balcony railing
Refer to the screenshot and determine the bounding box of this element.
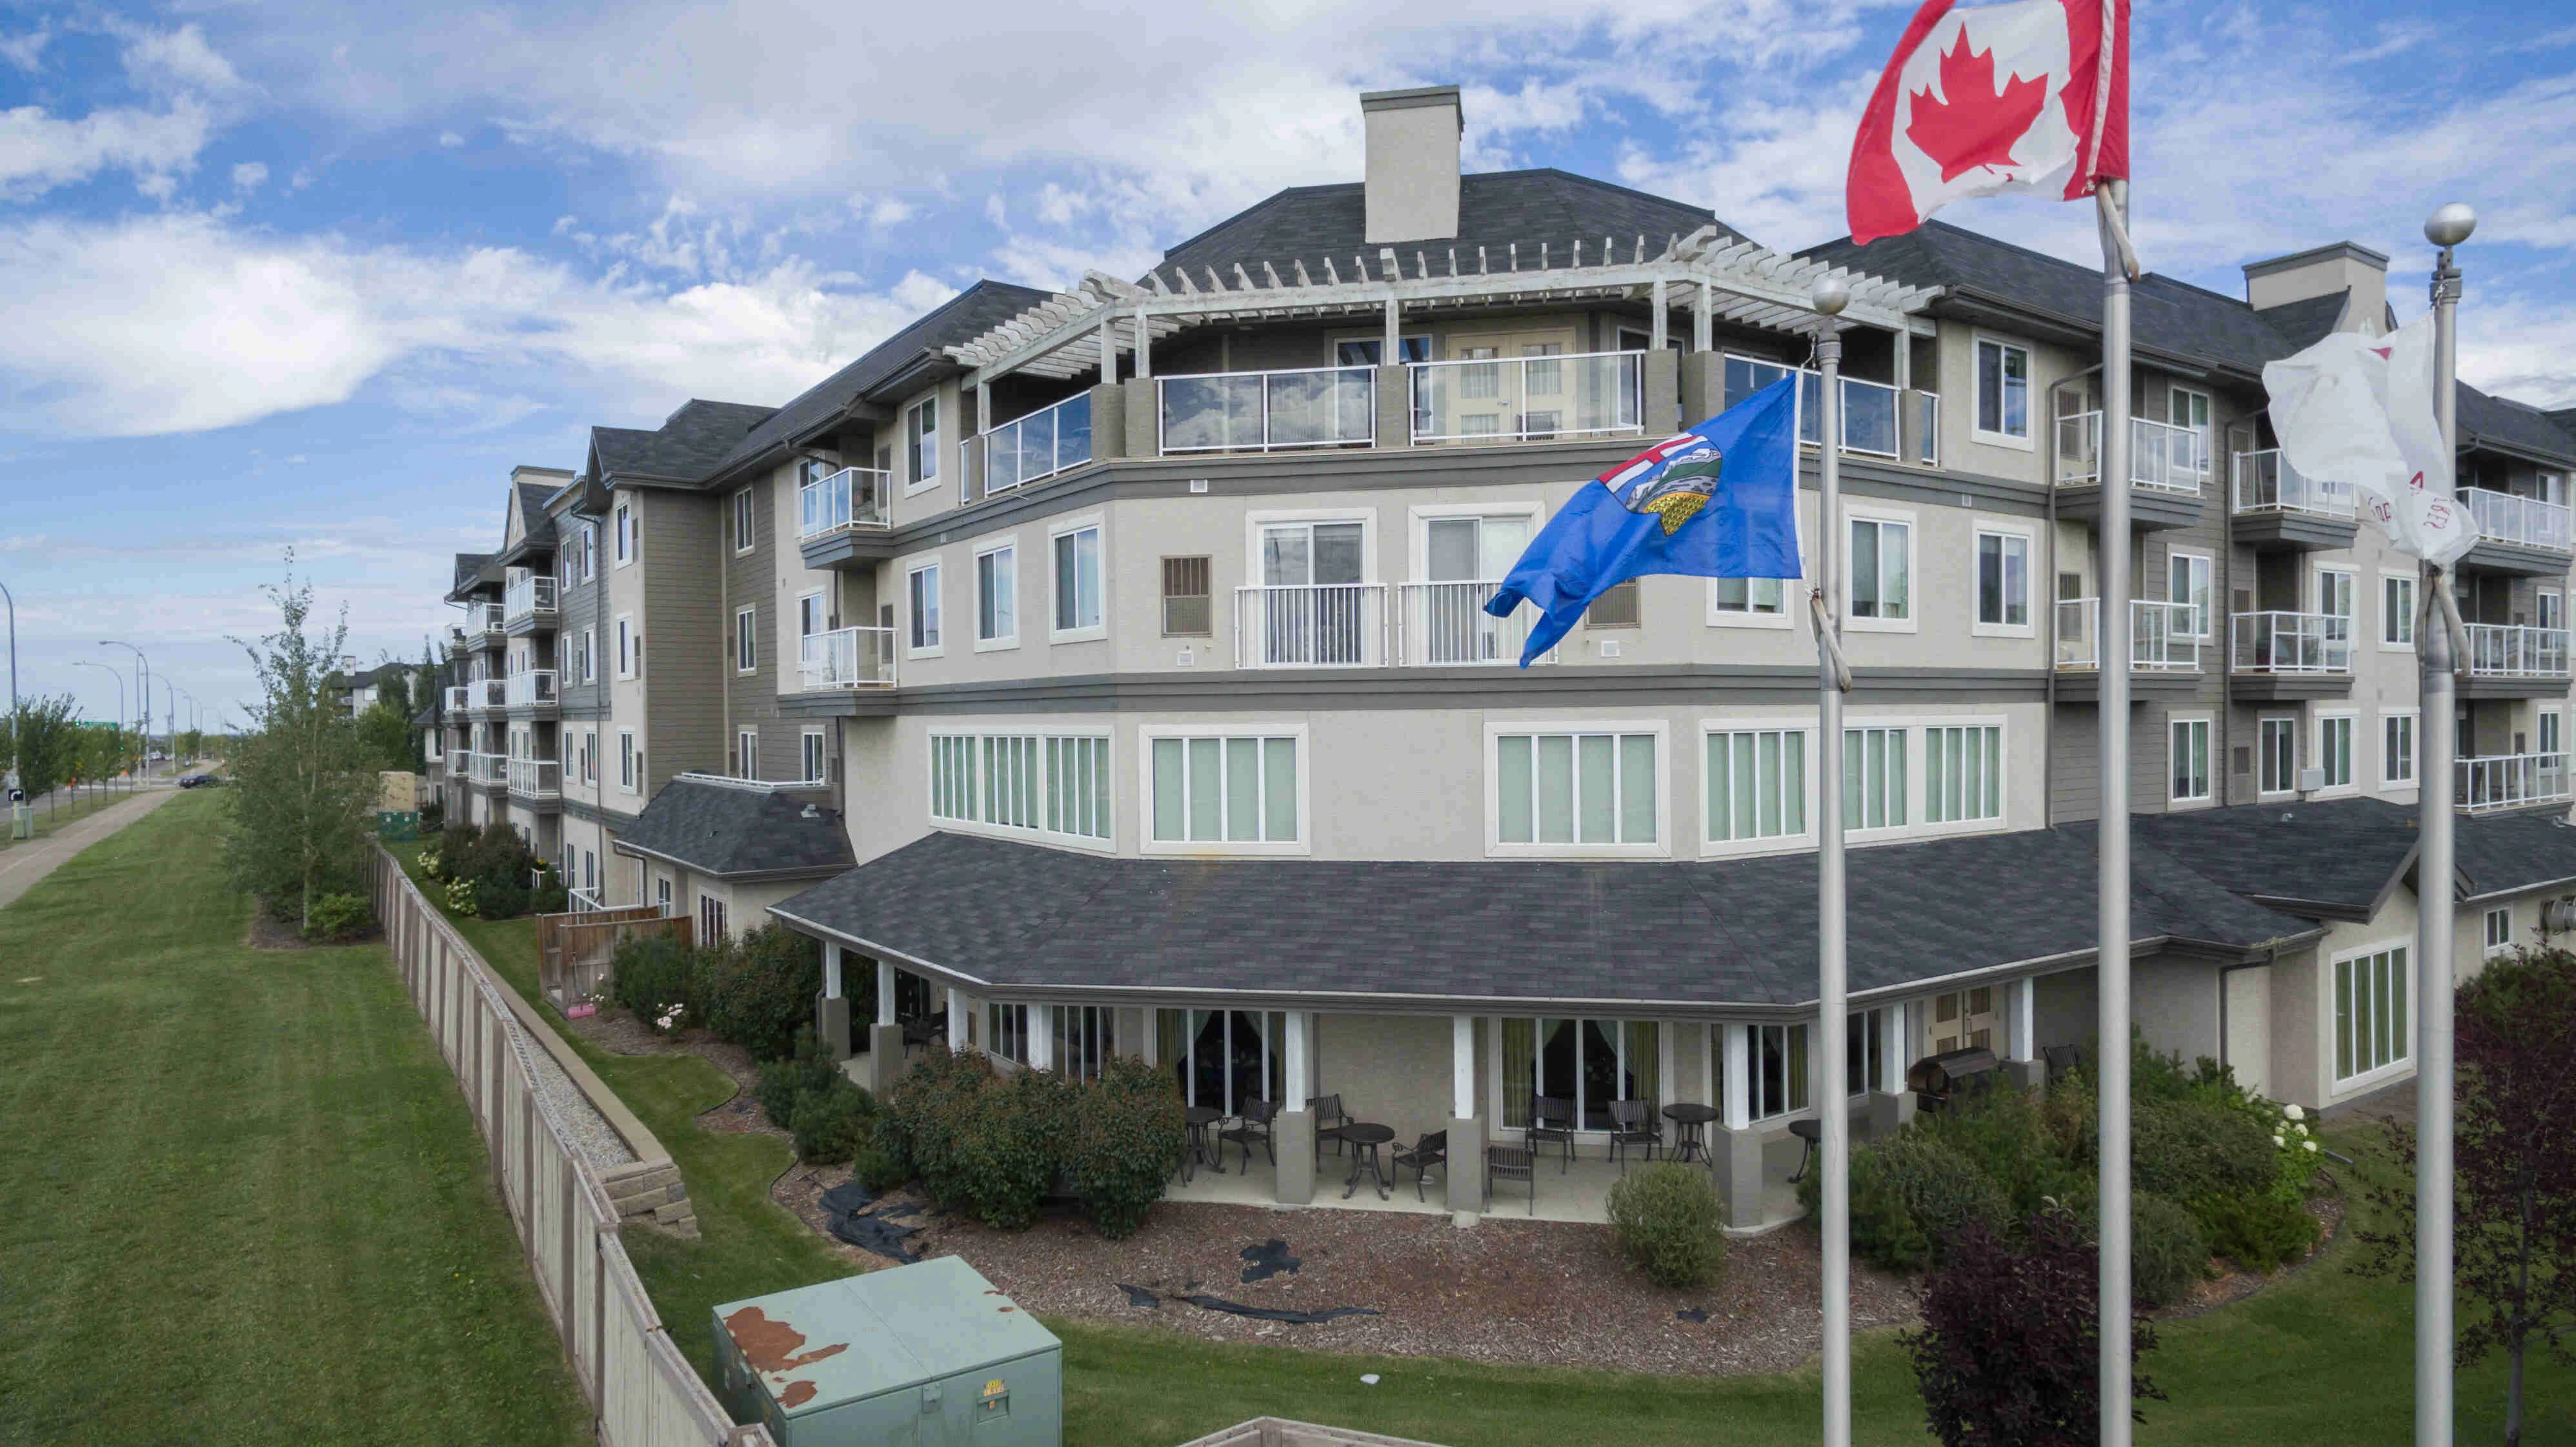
[1411,351,1640,447]
[468,602,506,636]
[1160,366,1376,454]
[568,885,605,914]
[2459,753,2570,814]
[1233,583,1387,668]
[443,685,470,712]
[470,678,508,711]
[798,627,898,690]
[798,467,894,540]
[2054,412,2208,493]
[2464,623,2570,678]
[505,670,558,709]
[982,392,1093,491]
[2231,449,2353,517]
[2459,487,2573,552]
[2231,611,2352,674]
[506,757,561,799]
[1394,581,1549,665]
[502,573,557,623]
[465,751,506,785]
[2055,598,2202,671]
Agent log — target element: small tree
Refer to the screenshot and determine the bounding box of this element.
[224,557,379,931]
[2355,946,2576,1446]
[1906,1208,2164,1447]
[6,696,81,811]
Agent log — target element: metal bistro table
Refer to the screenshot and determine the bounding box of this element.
[1339,1122,1397,1200]
[1662,1102,1719,1166]
[1182,1104,1227,1181]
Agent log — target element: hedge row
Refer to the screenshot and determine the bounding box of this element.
[874,1046,1184,1238]
[609,925,821,1062]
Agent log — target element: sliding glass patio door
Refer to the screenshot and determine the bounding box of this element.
[1500,1017,1660,1129]
[1160,1008,1285,1115]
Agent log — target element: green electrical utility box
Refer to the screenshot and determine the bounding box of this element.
[712,1257,1062,1447]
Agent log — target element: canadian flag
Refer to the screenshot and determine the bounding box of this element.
[1847,0,2128,245]
[2262,314,2475,566]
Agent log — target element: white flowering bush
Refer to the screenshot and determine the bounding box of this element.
[655,1004,685,1033]
[444,876,478,916]
[417,849,443,880]
[2237,1093,2325,1199]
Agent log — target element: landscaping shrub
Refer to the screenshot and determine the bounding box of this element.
[1920,1086,2090,1222]
[854,1144,909,1193]
[471,875,530,921]
[530,863,569,915]
[1877,1134,2011,1265]
[2131,1193,2209,1310]
[2195,1189,2319,1273]
[878,1045,1000,1207]
[302,891,372,943]
[444,876,478,916]
[1841,1144,1935,1272]
[945,1066,1070,1229]
[611,933,707,1029]
[1065,1055,1185,1239]
[705,926,822,1062]
[1907,1208,2164,1446]
[792,1077,877,1166]
[2133,1098,2275,1203]
[1608,1162,1728,1288]
[428,823,477,880]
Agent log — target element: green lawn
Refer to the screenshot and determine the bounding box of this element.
[0,784,144,851]
[0,793,591,1447]
[388,840,2576,1446]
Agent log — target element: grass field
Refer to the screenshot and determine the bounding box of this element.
[0,784,144,851]
[388,838,2575,1446]
[0,793,590,1447]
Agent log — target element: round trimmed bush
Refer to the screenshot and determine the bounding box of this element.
[1608,1162,1728,1288]
[1065,1055,1185,1239]
[610,933,705,1027]
[705,926,822,1062]
[2133,1098,2275,1202]
[2194,1189,2319,1272]
[791,1077,876,1166]
[2131,1192,2209,1308]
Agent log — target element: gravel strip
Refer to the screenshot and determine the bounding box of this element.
[501,1007,638,1171]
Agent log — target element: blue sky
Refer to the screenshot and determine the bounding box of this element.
[3,0,2572,730]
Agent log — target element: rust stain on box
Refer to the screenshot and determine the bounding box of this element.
[723,1303,849,1412]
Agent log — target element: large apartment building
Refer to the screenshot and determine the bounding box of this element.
[435,86,2576,1228]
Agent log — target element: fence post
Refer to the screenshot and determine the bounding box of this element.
[521,1084,539,1244]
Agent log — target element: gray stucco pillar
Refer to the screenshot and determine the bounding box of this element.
[1373,364,1412,448]
[1445,1113,1485,1216]
[2003,1058,2046,1092]
[1680,350,1720,426]
[1643,346,1682,434]
[817,993,851,1063]
[1710,1123,1769,1231]
[865,1022,905,1095]
[1273,1111,1315,1205]
[1123,379,1156,458]
[1086,381,1127,460]
[1865,1089,1915,1141]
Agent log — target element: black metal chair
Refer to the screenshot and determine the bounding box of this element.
[2042,1043,2082,1086]
[1485,1144,1536,1215]
[1393,1129,1447,1202]
[1307,1093,1351,1161]
[1219,1097,1278,1171]
[1607,1099,1662,1171]
[1525,1094,1576,1171]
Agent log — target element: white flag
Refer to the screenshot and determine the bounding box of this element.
[2260,314,2473,565]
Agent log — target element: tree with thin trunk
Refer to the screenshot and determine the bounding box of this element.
[224,557,377,931]
[2356,945,2576,1446]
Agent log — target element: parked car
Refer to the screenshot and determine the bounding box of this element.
[177,773,221,789]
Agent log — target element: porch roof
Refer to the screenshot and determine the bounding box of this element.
[767,825,2313,1015]
[2133,796,2576,915]
[612,774,854,881]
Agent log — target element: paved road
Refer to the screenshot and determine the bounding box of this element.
[0,782,190,913]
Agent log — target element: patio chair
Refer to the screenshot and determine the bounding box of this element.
[1219,1097,1278,1171]
[1525,1094,1576,1171]
[1393,1129,1446,1202]
[1607,1099,1662,1172]
[2042,1043,2082,1086]
[1307,1093,1351,1162]
[1485,1143,1536,1215]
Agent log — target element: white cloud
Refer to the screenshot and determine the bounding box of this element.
[231,159,268,190]
[437,129,464,147]
[112,21,246,97]
[0,26,48,72]
[0,99,214,201]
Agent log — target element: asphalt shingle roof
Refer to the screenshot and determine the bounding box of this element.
[512,480,560,550]
[2460,386,2576,465]
[592,399,778,483]
[1150,168,1736,291]
[2131,799,2419,913]
[2255,292,2350,350]
[768,826,2309,1011]
[447,552,499,600]
[616,776,856,878]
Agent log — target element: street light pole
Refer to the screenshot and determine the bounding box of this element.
[1810,274,1854,1447]
[101,640,148,778]
[2,579,20,836]
[72,662,126,794]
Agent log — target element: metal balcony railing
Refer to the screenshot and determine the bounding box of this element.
[506,757,561,800]
[465,678,508,711]
[2459,487,2573,552]
[1233,583,1387,667]
[2464,623,2570,678]
[443,685,470,712]
[1411,350,1640,446]
[2459,753,2570,814]
[2231,449,2353,517]
[2231,611,2352,674]
[2055,598,2201,671]
[468,602,506,636]
[1160,366,1376,454]
[797,467,894,540]
[568,885,605,914]
[1721,356,1935,463]
[981,392,1093,491]
[503,574,557,623]
[465,751,506,785]
[797,627,899,689]
[505,670,558,709]
[2054,412,2208,493]
[1393,581,1551,665]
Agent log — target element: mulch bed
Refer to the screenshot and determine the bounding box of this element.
[2165,1193,2346,1319]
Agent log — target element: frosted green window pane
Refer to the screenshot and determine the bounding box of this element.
[1984,728,2002,817]
[1089,740,1108,838]
[1578,734,1616,843]
[2391,947,2408,1058]
[1739,733,1764,838]
[1152,738,1184,840]
[1501,735,1535,843]
[1187,738,1222,840]
[1619,734,1655,842]
[1536,734,1574,843]
[1263,737,1297,841]
[1782,732,1806,835]
[1044,739,1060,831]
[2335,961,2352,1078]
[1888,731,1908,825]
[1706,734,1731,841]
[1224,737,1260,841]
[1843,734,1863,830]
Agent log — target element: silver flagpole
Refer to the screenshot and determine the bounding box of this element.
[2096,176,2135,1447]
[2418,199,2474,1447]
[1812,275,1853,1447]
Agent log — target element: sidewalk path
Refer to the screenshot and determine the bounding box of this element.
[0,785,188,912]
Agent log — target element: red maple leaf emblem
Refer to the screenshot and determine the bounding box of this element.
[1906,29,2049,183]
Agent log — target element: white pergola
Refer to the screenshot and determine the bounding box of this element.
[945,225,1940,390]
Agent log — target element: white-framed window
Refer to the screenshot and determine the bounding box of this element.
[929,730,1114,847]
[1705,498,1798,629]
[579,626,596,684]
[1974,336,2031,444]
[2317,712,2355,791]
[581,848,596,893]
[2317,566,2357,651]
[2542,708,2564,764]
[1496,1017,1664,1131]
[2170,385,2213,474]
[618,730,638,793]
[614,614,634,679]
[1748,1022,1811,1122]
[1333,334,1432,366]
[581,521,597,582]
[1488,723,1664,856]
[1844,1007,1892,1097]
[1844,724,1909,833]
[736,727,759,780]
[797,590,827,662]
[986,1002,1030,1066]
[801,728,827,785]
[732,487,755,554]
[1054,1006,1117,1084]
[614,501,634,565]
[2542,589,2565,634]
[1051,521,1105,640]
[734,606,758,673]
[1702,722,1813,854]
[582,729,599,786]
[698,893,729,945]
[1973,525,2032,636]
[905,394,940,491]
[975,541,1018,649]
[1846,510,1914,631]
[2382,571,2417,649]
[2485,906,2514,960]
[2259,716,2297,795]
[2333,942,2410,1086]
[906,560,943,656]
[2382,709,2419,786]
[1045,736,1111,840]
[2170,716,2211,804]
[1143,726,1306,855]
[1922,724,2005,825]
[2168,550,2213,640]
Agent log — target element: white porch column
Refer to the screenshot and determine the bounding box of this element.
[1275,1011,1318,1205]
[1880,1005,1907,1093]
[1721,1024,1751,1130]
[1649,278,1668,349]
[1096,316,1115,383]
[1283,1012,1310,1113]
[1382,296,1400,359]
[947,987,970,1049]
[1133,307,1152,378]
[1693,281,1714,352]
[1450,1015,1476,1119]
[876,959,897,1026]
[822,942,843,998]
[1027,1004,1055,1071]
[2009,976,2037,1060]
[1142,1007,1160,1066]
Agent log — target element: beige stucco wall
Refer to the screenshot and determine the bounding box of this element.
[1315,1013,1452,1146]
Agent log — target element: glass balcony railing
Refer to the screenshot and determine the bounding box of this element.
[2464,623,2570,678]
[2055,599,2201,671]
[502,573,557,623]
[1410,351,1640,447]
[798,467,893,540]
[468,602,506,636]
[1233,583,1386,667]
[1394,581,1549,665]
[798,627,898,690]
[505,757,561,800]
[2459,487,2573,552]
[1160,366,1376,454]
[443,685,470,712]
[1721,356,1934,463]
[2231,611,2352,674]
[2460,753,2570,814]
[983,392,1093,491]
[504,670,557,709]
[2054,412,2208,493]
[471,678,508,711]
[2231,449,2353,517]
[465,751,506,785]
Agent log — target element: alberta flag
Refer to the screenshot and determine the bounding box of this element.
[1484,378,1802,667]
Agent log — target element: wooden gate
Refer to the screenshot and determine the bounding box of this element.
[537,907,694,1009]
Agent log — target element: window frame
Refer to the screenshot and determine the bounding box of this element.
[903,394,941,494]
[2169,713,2213,806]
[1971,520,2036,638]
[1706,496,1802,631]
[1971,334,2034,447]
[973,538,1019,651]
[1698,717,1818,858]
[2484,906,2514,960]
[904,557,944,658]
[2381,707,2420,787]
[734,605,758,674]
[2315,710,2357,795]
[614,614,635,680]
[736,727,759,781]
[1138,723,1309,858]
[1049,515,1108,643]
[1843,504,1918,634]
[2257,715,2299,797]
[2331,939,2413,1089]
[617,729,638,794]
[801,727,827,786]
[1483,720,1670,859]
[2380,569,2418,651]
[2167,547,2215,642]
[579,626,596,685]
[2542,587,2565,634]
[613,500,634,566]
[732,486,756,554]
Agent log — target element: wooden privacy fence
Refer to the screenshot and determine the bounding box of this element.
[537,906,692,1010]
[373,851,769,1447]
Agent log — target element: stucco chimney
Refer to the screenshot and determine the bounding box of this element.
[2242,241,2391,336]
[1362,85,1462,245]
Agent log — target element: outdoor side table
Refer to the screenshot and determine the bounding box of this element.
[1182,1105,1227,1180]
[1663,1102,1719,1165]
[1339,1122,1397,1200]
